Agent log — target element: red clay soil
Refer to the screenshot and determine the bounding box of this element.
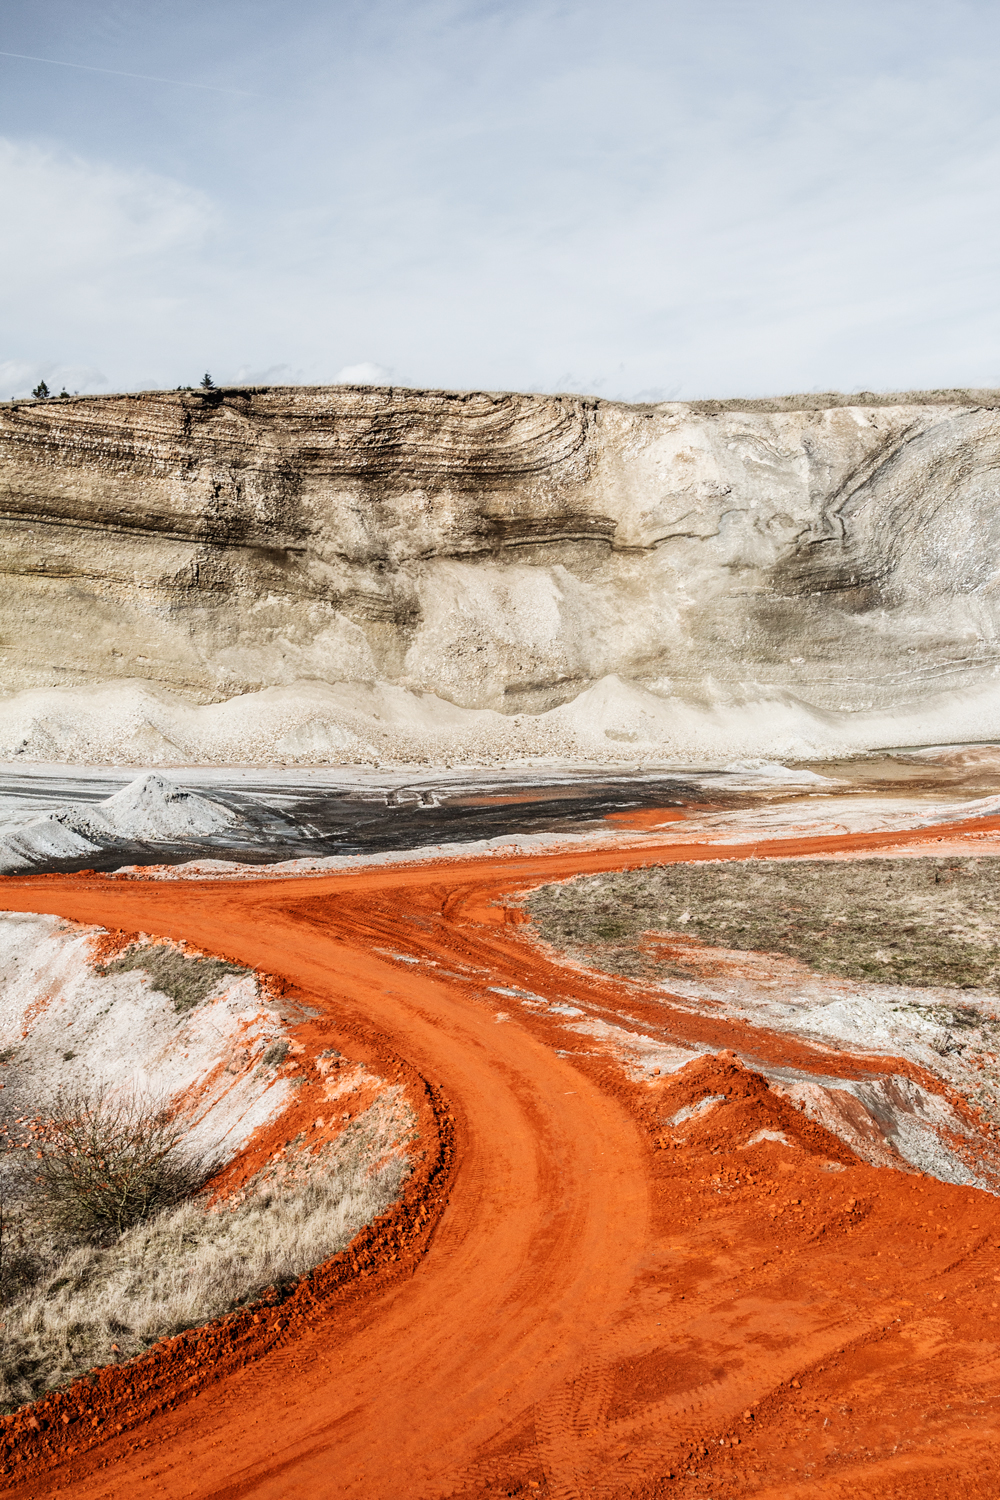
[604,808,688,829]
[3,819,1000,1498]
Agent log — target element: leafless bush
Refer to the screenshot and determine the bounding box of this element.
[0,1096,412,1411]
[24,1089,204,1241]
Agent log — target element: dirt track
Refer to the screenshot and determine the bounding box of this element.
[3,823,1000,1497]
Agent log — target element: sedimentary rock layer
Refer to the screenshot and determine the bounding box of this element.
[5,384,1000,760]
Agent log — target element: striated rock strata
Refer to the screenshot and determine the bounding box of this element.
[5,384,1000,762]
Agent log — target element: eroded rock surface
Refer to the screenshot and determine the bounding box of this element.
[5,384,1000,760]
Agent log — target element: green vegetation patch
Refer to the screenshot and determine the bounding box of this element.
[525,856,1000,990]
[97,944,250,1014]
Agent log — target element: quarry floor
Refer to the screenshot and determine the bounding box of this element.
[4,805,1000,1496]
[7,747,1000,873]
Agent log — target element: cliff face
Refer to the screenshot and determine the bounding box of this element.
[4,384,1000,759]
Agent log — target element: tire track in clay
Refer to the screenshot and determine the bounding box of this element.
[2,819,1000,1497]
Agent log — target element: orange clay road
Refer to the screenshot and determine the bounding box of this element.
[3,819,1000,1498]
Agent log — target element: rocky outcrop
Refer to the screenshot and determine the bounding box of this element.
[5,384,1000,762]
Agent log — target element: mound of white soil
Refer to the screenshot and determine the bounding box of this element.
[0,773,240,874]
[97,773,238,840]
[8,673,1000,769]
[0,913,288,1167]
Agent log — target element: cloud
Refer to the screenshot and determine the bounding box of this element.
[334,362,392,386]
[232,362,305,387]
[0,138,215,384]
[0,359,109,401]
[0,139,211,277]
[4,2,1000,398]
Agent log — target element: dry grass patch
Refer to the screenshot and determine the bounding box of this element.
[95,944,250,1014]
[0,1098,411,1411]
[525,856,1000,991]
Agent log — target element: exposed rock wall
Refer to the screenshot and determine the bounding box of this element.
[4,384,1000,761]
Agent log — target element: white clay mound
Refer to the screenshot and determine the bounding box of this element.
[0,912,288,1166]
[0,773,240,873]
[98,773,239,840]
[5,673,1000,768]
[0,808,109,872]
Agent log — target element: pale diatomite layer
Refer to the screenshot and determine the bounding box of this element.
[6,387,1000,765]
[0,911,289,1168]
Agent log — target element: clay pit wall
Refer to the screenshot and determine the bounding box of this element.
[6,384,1000,733]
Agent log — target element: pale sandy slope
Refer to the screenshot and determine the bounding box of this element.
[9,673,1000,766]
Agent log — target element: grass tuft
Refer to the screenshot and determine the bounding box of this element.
[96,944,250,1014]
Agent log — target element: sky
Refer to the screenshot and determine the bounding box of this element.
[2,0,1000,402]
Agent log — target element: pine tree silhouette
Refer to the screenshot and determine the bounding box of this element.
[200,373,215,390]
[32,380,50,399]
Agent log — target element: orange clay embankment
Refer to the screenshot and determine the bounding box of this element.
[2,819,1000,1498]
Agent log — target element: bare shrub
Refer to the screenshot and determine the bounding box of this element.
[26,1089,203,1241]
[0,1097,411,1411]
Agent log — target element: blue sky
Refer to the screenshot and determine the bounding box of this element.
[2,0,1000,400]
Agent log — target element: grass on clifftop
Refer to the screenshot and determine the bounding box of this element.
[525,856,1000,992]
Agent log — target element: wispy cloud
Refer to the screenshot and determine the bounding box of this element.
[0,359,109,401]
[334,363,393,386]
[0,49,253,95]
[0,140,216,392]
[2,0,1000,398]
